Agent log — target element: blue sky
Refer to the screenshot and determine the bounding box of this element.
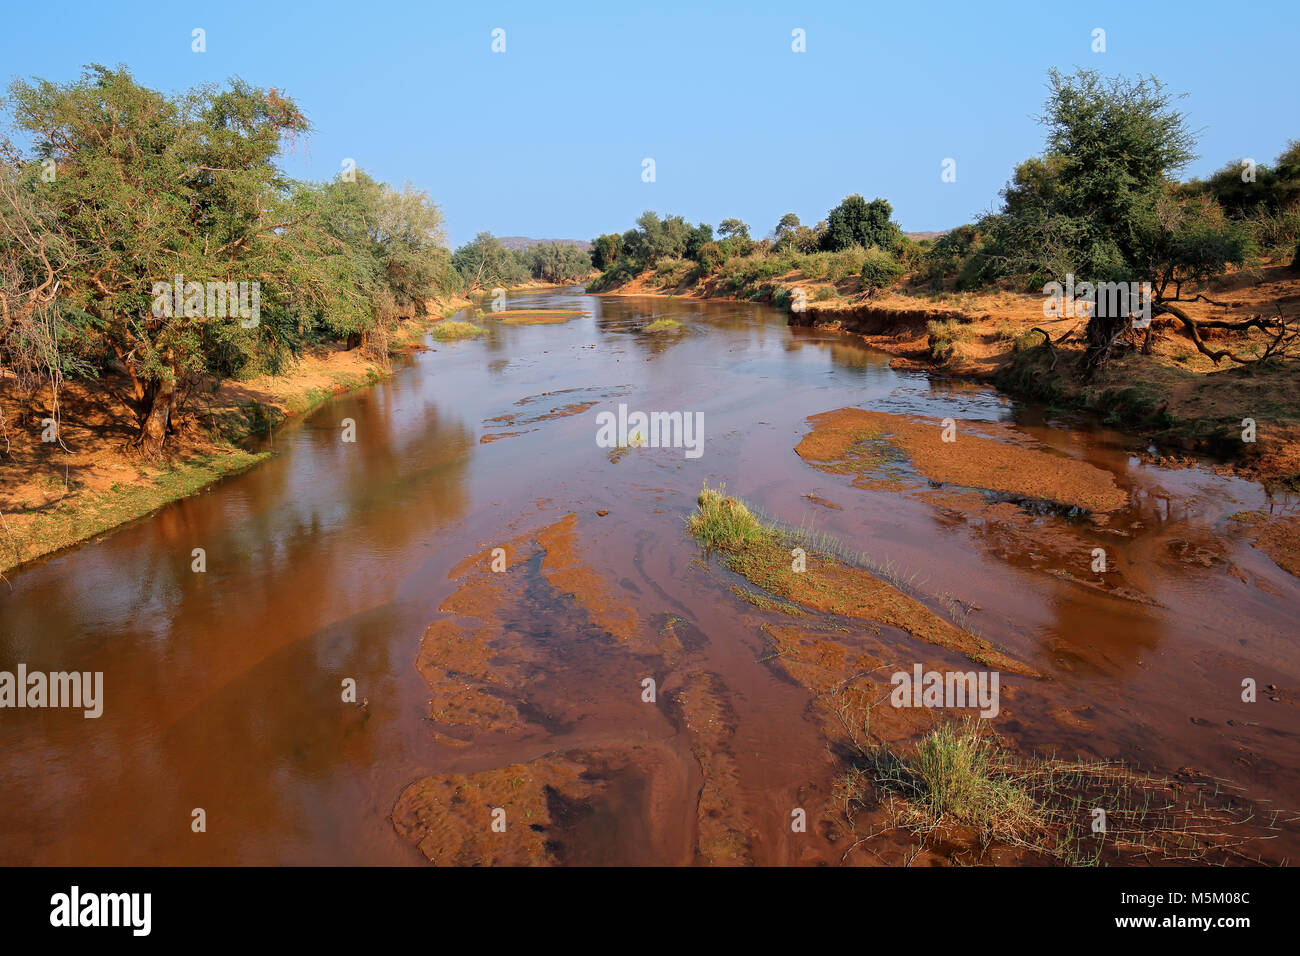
[2,0,1296,247]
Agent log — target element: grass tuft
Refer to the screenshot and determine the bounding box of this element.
[686,482,778,552]
[429,320,487,341]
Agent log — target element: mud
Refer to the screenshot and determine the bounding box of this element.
[797,408,1127,512]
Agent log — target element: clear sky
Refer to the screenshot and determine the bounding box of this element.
[2,0,1296,247]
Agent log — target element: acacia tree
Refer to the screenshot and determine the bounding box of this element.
[2,65,312,455]
[452,232,527,290]
[0,158,76,447]
[989,69,1277,370]
[292,170,452,346]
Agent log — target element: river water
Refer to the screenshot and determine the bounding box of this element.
[2,288,1297,864]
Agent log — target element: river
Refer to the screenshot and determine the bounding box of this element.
[2,288,1297,865]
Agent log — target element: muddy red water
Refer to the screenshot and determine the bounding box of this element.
[2,289,1297,864]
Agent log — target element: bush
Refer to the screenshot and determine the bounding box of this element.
[895,236,925,272]
[1245,205,1300,259]
[792,251,832,280]
[695,241,725,272]
[859,249,905,290]
[654,257,693,287]
[926,319,974,361]
[827,246,870,281]
[718,254,795,293]
[586,256,643,292]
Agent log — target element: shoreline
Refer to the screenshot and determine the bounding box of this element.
[0,297,471,580]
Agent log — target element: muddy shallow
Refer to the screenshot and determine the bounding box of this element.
[1,289,1297,864]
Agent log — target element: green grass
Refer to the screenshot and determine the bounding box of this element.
[643,318,683,333]
[429,320,487,341]
[686,482,778,552]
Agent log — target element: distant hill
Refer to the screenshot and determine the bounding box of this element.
[497,236,592,251]
[904,230,949,241]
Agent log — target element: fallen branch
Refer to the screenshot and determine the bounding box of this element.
[1153,302,1282,365]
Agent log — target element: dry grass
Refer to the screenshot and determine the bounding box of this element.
[836,715,1288,866]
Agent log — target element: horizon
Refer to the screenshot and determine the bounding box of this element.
[2,0,1296,247]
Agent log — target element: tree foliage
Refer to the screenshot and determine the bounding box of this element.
[822,195,902,253]
[0,65,456,455]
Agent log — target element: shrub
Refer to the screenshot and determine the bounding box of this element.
[793,251,832,280]
[695,241,725,272]
[826,246,870,281]
[859,249,905,290]
[587,256,642,291]
[654,257,693,287]
[926,319,974,361]
[1246,203,1300,259]
[719,254,795,292]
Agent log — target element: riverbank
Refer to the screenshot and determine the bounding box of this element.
[0,296,471,579]
[590,262,1300,487]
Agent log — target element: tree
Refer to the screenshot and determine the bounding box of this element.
[2,64,313,456]
[1024,70,1277,369]
[591,233,621,271]
[821,195,902,252]
[772,212,801,247]
[717,217,749,241]
[295,171,452,340]
[452,232,526,289]
[684,222,713,259]
[524,242,590,283]
[1187,141,1300,219]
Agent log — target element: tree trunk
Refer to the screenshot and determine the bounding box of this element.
[132,377,176,458]
[1082,295,1130,374]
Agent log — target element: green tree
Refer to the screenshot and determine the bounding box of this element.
[772,212,801,249]
[993,70,1271,369]
[685,222,713,259]
[2,64,313,455]
[821,195,902,252]
[718,217,749,241]
[591,233,621,271]
[452,232,527,289]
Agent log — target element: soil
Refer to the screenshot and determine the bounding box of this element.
[0,296,469,576]
[796,407,1127,512]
